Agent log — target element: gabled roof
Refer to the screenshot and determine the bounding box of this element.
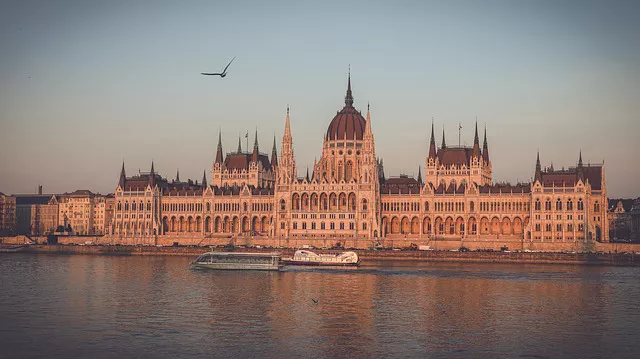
[224,152,272,172]
[437,146,473,166]
[539,165,603,190]
[381,176,421,194]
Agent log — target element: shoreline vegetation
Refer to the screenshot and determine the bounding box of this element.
[2,243,639,266]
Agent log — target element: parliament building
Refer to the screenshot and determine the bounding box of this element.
[110,75,608,248]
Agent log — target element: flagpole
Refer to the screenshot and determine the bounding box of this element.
[246,131,249,154]
[458,123,461,146]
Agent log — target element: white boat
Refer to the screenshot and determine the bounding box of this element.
[282,250,360,267]
[191,252,282,271]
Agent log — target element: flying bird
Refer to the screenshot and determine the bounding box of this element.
[312,299,318,304]
[201,56,235,77]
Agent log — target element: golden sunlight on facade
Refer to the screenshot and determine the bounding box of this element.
[108,75,608,248]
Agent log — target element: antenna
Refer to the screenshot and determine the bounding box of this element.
[458,122,462,146]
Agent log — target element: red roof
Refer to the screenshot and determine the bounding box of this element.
[437,147,473,166]
[381,176,421,194]
[540,165,602,190]
[326,105,366,141]
[224,152,272,172]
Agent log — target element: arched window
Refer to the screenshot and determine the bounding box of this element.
[567,198,573,210]
[280,200,286,211]
[578,199,584,211]
[556,199,562,211]
[362,199,368,211]
[206,203,211,212]
[132,202,136,211]
[125,202,129,211]
[545,199,551,211]
[425,201,430,212]
[117,202,122,211]
[594,201,600,212]
[244,202,248,212]
[147,202,151,211]
[345,161,353,182]
[535,199,541,211]
[470,201,475,212]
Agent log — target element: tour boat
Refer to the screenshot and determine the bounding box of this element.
[191,252,282,271]
[282,250,360,267]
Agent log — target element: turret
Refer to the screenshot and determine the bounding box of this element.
[237,134,242,154]
[472,120,481,159]
[175,169,180,182]
[534,151,542,183]
[417,166,423,184]
[428,120,437,160]
[118,161,126,188]
[577,150,584,182]
[271,135,278,168]
[252,129,259,163]
[441,127,447,149]
[202,170,208,188]
[215,130,224,165]
[482,125,490,163]
[149,161,155,187]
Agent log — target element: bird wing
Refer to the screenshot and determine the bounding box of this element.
[201,73,223,76]
[222,56,236,73]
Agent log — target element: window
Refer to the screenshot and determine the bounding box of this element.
[330,222,335,230]
[556,199,562,211]
[578,199,584,211]
[594,202,600,212]
[340,222,345,230]
[556,224,562,232]
[535,223,541,231]
[546,224,552,232]
[568,223,573,231]
[349,222,354,230]
[302,222,307,230]
[311,222,316,230]
[280,222,285,229]
[535,199,541,211]
[567,198,573,210]
[280,200,286,211]
[545,199,551,211]
[293,222,298,230]
[362,222,367,230]
[321,222,326,230]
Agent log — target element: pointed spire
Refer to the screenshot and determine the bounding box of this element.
[534,150,542,182]
[175,169,180,182]
[215,130,224,164]
[577,149,584,182]
[345,66,354,107]
[237,134,242,154]
[417,166,423,184]
[428,118,437,159]
[252,128,259,163]
[271,135,278,167]
[149,161,155,187]
[482,124,490,163]
[202,170,207,188]
[118,161,126,188]
[441,126,447,149]
[284,105,291,138]
[305,167,310,182]
[365,102,372,135]
[472,119,481,159]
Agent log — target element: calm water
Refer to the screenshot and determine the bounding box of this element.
[1,254,639,359]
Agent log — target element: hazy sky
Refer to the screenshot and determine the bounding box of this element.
[1,0,639,197]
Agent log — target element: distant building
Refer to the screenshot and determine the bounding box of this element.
[15,194,52,235]
[58,190,100,235]
[608,198,634,241]
[0,192,16,236]
[629,199,640,242]
[109,73,610,246]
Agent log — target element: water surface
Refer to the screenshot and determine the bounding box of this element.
[1,254,639,358]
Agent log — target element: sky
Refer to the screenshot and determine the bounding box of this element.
[1,0,639,197]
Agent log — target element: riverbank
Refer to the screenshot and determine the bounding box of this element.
[4,244,639,266]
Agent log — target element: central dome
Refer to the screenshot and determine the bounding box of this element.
[326,75,366,141]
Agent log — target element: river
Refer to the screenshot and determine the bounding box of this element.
[1,254,639,358]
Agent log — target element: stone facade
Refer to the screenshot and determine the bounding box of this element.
[107,74,610,248]
[0,193,16,236]
[58,190,102,235]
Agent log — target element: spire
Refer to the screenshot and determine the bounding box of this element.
[482,125,490,163]
[215,130,224,164]
[118,161,126,188]
[149,161,155,187]
[271,135,278,167]
[417,166,423,184]
[472,119,481,159]
[365,102,372,135]
[305,167,310,182]
[345,66,354,107]
[428,118,437,159]
[175,169,180,182]
[237,134,242,154]
[202,170,207,188]
[577,150,584,182]
[252,128,259,163]
[441,127,446,149]
[534,151,542,182]
[284,105,291,139]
